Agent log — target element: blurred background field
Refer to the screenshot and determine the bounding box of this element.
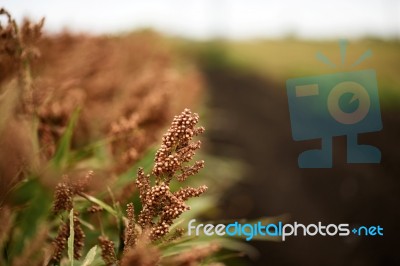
[178,38,400,106]
[219,40,400,102]
[185,38,400,265]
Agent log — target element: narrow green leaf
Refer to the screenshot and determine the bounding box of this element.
[67,209,74,266]
[53,108,80,168]
[82,194,117,217]
[81,246,97,266]
[167,218,185,233]
[79,218,95,231]
[216,238,259,259]
[9,179,52,257]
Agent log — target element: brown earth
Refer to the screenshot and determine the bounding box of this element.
[204,67,400,266]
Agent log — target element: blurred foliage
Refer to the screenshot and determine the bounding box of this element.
[176,38,400,108]
[1,106,260,265]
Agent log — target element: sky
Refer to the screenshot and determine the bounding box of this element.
[3,0,400,39]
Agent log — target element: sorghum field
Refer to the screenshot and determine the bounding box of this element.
[2,6,400,266]
[0,8,250,266]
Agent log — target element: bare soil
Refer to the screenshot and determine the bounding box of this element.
[204,67,400,266]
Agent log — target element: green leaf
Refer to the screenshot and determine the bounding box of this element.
[8,178,52,257]
[67,209,74,266]
[81,246,97,266]
[82,193,117,217]
[180,196,215,220]
[52,108,80,168]
[160,236,258,260]
[216,238,259,259]
[69,138,111,168]
[79,218,95,231]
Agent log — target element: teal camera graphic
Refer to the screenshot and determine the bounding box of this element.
[286,43,382,168]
